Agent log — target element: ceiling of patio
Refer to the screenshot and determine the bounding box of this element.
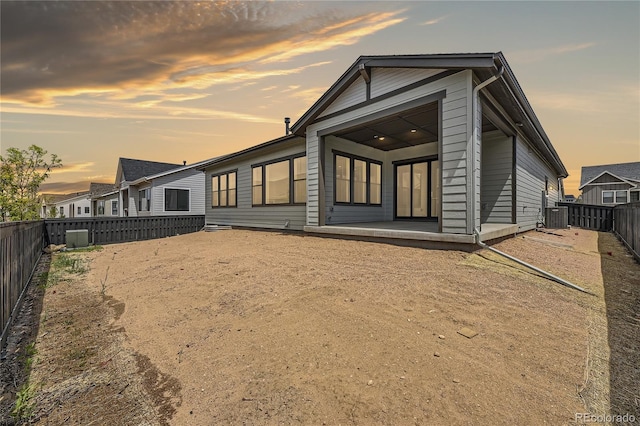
[332,100,499,151]
[333,101,439,151]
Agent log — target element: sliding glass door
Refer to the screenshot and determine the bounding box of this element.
[395,158,439,220]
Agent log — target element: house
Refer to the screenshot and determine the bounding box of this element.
[198,52,568,244]
[89,182,119,217]
[579,162,640,205]
[563,194,576,203]
[53,191,92,218]
[40,193,73,218]
[115,158,206,217]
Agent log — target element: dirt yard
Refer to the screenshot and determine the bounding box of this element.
[2,228,639,424]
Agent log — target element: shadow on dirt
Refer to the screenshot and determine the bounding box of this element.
[598,232,639,418]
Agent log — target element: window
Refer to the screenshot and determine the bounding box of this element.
[293,156,307,204]
[334,152,382,206]
[84,207,90,214]
[165,188,189,211]
[211,171,237,208]
[60,206,64,216]
[77,206,81,215]
[252,154,306,206]
[111,200,118,215]
[97,201,105,215]
[631,191,640,202]
[138,189,151,212]
[335,155,350,203]
[602,190,629,204]
[615,190,628,204]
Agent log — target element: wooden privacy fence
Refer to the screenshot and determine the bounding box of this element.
[1,221,45,349]
[557,202,613,231]
[45,215,205,245]
[613,202,640,262]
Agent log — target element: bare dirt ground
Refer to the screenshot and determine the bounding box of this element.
[1,227,638,425]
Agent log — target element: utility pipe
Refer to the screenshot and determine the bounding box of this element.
[474,229,592,294]
[471,66,504,234]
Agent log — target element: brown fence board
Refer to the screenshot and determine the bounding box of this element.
[614,202,640,262]
[558,202,613,231]
[44,215,204,245]
[1,221,45,349]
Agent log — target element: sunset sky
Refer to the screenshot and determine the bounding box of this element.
[1,1,638,196]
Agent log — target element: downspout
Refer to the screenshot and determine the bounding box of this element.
[474,229,592,294]
[471,66,504,235]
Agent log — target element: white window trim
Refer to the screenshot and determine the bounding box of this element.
[602,189,629,204]
[163,187,191,213]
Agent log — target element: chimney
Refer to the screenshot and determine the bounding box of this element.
[284,117,291,135]
[183,160,187,166]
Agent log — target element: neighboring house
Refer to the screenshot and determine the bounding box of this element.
[40,193,71,218]
[115,158,206,217]
[563,194,576,203]
[198,52,568,243]
[54,192,92,218]
[579,162,640,205]
[89,182,119,217]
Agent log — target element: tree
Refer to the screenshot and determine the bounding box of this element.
[47,205,59,219]
[0,145,61,221]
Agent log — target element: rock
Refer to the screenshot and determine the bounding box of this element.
[438,335,445,339]
[367,380,373,386]
[434,352,440,357]
[452,379,460,383]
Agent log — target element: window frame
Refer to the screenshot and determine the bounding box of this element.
[84,206,90,214]
[630,190,640,203]
[138,188,151,212]
[332,150,382,207]
[211,170,237,209]
[602,189,629,204]
[164,187,191,212]
[251,153,306,207]
[97,200,105,215]
[111,200,117,216]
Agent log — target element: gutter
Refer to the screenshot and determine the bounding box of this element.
[474,229,592,294]
[471,66,504,233]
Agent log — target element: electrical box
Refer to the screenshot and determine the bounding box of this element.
[66,229,89,248]
[545,207,568,229]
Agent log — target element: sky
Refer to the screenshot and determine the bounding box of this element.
[1,1,638,197]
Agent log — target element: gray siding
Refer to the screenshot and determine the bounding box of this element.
[481,132,513,224]
[307,70,472,233]
[582,181,633,205]
[204,138,307,230]
[151,169,205,216]
[515,136,559,231]
[370,68,443,98]
[319,78,366,117]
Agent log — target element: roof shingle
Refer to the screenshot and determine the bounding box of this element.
[580,162,640,187]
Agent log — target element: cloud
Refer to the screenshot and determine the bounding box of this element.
[1,102,274,123]
[509,42,596,64]
[420,15,448,26]
[1,128,82,135]
[1,1,406,105]
[52,161,96,174]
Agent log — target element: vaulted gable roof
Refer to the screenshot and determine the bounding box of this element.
[116,158,181,184]
[291,52,567,178]
[579,162,640,189]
